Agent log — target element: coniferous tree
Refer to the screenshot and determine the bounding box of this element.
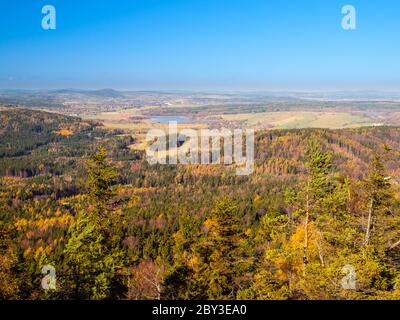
[364,152,393,247]
[62,146,125,299]
[190,198,241,299]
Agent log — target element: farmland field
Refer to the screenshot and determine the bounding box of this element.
[220,111,373,129]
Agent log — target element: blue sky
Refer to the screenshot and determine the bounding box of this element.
[0,0,399,91]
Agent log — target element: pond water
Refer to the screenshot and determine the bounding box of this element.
[150,116,193,123]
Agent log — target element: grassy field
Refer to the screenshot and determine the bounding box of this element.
[80,109,375,151]
[83,108,374,130]
[220,111,373,129]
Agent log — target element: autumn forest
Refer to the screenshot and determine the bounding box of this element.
[1,108,400,300]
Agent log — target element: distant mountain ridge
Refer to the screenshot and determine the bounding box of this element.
[2,89,400,101]
[0,88,125,98]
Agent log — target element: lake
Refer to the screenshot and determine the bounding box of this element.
[150,116,192,123]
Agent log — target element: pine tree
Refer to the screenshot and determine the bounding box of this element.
[238,211,290,300]
[302,141,332,269]
[278,141,352,298]
[190,198,241,299]
[162,211,202,299]
[364,152,393,247]
[62,146,125,299]
[86,145,117,226]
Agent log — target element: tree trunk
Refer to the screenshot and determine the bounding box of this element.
[316,231,325,268]
[364,198,374,247]
[389,239,400,251]
[303,181,310,274]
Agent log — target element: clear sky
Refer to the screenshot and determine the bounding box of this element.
[1,0,400,91]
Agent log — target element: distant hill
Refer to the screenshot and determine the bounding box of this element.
[0,88,125,100]
[0,109,83,157]
[0,108,136,177]
[50,88,124,98]
[2,107,400,180]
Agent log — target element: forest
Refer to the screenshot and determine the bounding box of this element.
[1,108,400,300]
